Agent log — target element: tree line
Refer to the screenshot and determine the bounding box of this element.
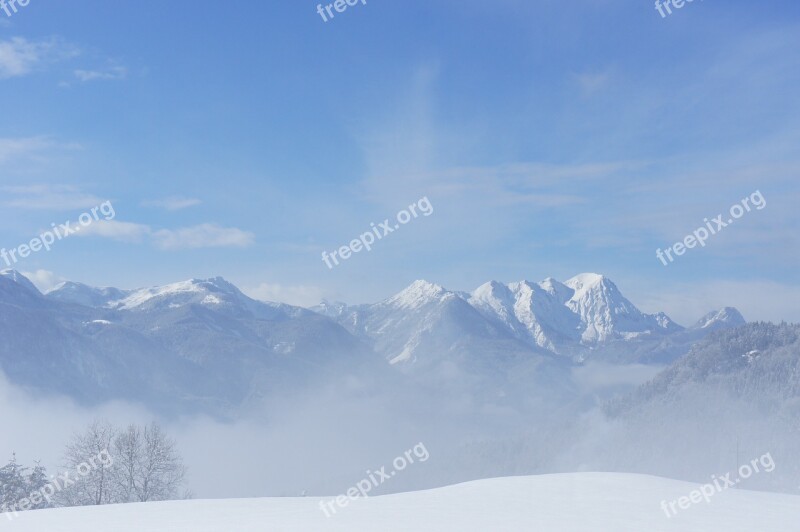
[1,420,188,516]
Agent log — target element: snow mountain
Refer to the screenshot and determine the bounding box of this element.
[0,270,747,416]
[46,280,132,308]
[469,273,682,356]
[0,270,381,416]
[318,273,722,365]
[311,280,574,406]
[692,306,747,331]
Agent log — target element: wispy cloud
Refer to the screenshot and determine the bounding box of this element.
[153,224,255,250]
[574,70,612,95]
[142,197,202,211]
[1,184,103,210]
[72,65,127,83]
[357,64,641,213]
[77,221,255,250]
[243,282,326,308]
[76,220,151,242]
[406,161,641,206]
[0,37,79,79]
[0,137,80,166]
[20,269,65,294]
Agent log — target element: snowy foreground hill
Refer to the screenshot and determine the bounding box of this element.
[3,473,799,532]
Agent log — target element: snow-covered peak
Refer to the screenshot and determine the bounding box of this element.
[471,280,514,303]
[502,280,582,351]
[536,277,573,302]
[0,269,40,294]
[564,272,608,294]
[563,274,632,314]
[385,280,451,310]
[565,273,678,343]
[652,312,680,330]
[469,281,518,327]
[466,273,684,350]
[565,272,629,308]
[311,299,350,317]
[198,276,241,294]
[693,307,746,330]
[47,281,131,308]
[111,277,245,311]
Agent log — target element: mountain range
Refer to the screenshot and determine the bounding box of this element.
[0,270,745,415]
[314,273,745,365]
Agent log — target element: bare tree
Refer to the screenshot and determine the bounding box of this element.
[112,424,142,503]
[59,420,187,506]
[113,423,186,502]
[58,420,117,506]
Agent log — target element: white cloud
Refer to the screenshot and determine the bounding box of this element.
[1,184,104,210]
[243,282,327,308]
[74,220,254,250]
[153,224,255,250]
[574,70,612,95]
[76,220,151,242]
[0,137,47,164]
[0,137,80,166]
[20,269,65,293]
[0,37,79,79]
[142,197,202,211]
[356,63,640,214]
[73,65,127,83]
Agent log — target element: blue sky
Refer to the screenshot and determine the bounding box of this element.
[1,0,798,324]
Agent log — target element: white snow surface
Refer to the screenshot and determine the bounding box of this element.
[693,307,746,330]
[467,273,681,352]
[112,279,207,310]
[0,269,41,294]
[4,473,799,532]
[385,280,451,310]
